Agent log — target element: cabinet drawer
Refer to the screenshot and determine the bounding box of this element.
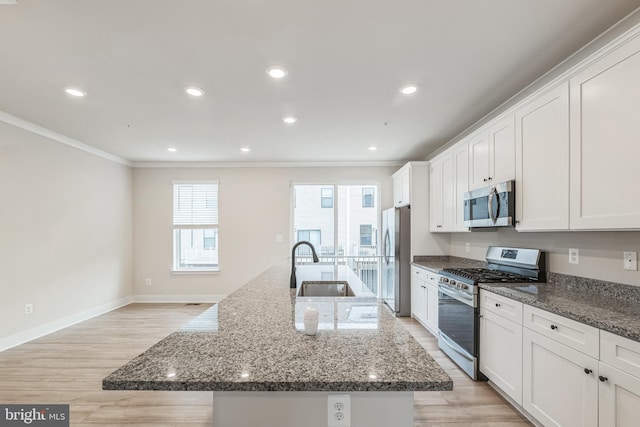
[601,330,640,379]
[480,290,523,325]
[412,266,439,288]
[523,305,599,358]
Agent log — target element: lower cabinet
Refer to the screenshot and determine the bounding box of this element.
[598,362,640,426]
[479,308,523,405]
[480,291,640,426]
[410,266,438,335]
[522,328,598,427]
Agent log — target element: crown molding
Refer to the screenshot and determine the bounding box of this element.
[132,160,404,168]
[0,110,132,167]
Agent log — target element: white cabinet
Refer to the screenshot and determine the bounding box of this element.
[479,291,523,405]
[522,327,598,427]
[392,166,411,207]
[468,114,515,191]
[410,266,438,335]
[411,267,427,325]
[515,82,570,231]
[569,35,640,229]
[429,153,453,232]
[429,142,468,233]
[452,143,469,232]
[599,330,640,426]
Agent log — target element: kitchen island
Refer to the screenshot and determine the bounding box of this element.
[102,265,452,427]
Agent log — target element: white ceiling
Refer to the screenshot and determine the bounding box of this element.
[1,1,639,164]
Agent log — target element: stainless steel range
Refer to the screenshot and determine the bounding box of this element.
[437,246,546,380]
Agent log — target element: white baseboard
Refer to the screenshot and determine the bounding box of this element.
[132,294,225,303]
[0,296,134,352]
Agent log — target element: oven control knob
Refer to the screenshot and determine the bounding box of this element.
[460,284,468,290]
[449,280,456,287]
[442,277,448,283]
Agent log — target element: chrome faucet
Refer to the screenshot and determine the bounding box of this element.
[290,241,320,288]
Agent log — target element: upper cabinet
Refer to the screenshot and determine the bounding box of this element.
[515,82,570,231]
[569,34,640,230]
[392,165,411,207]
[468,115,516,191]
[429,142,469,233]
[429,152,453,231]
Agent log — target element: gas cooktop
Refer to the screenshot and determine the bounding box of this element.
[440,267,538,284]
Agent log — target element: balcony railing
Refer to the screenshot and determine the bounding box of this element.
[294,253,381,296]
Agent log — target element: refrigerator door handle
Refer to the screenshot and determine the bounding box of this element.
[383,229,391,263]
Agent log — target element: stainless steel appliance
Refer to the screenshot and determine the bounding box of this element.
[381,206,411,316]
[464,180,515,228]
[437,246,545,380]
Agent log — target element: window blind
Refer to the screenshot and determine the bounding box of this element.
[173,182,218,227]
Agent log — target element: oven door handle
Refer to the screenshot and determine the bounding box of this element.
[438,284,474,306]
[438,331,474,362]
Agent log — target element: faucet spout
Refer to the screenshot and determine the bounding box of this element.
[290,241,320,288]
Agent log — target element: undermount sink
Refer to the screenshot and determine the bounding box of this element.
[298,281,355,297]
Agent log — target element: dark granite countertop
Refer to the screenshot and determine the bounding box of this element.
[412,255,485,273]
[479,274,640,342]
[102,265,452,392]
[412,256,640,343]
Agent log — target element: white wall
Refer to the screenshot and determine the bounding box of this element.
[450,229,640,286]
[132,166,397,298]
[0,121,133,342]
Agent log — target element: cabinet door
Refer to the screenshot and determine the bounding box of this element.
[570,36,640,229]
[452,143,469,231]
[429,159,444,231]
[411,269,427,324]
[515,82,570,231]
[599,362,640,427]
[488,114,515,185]
[480,309,523,405]
[468,131,490,190]
[425,286,439,335]
[393,167,411,207]
[523,328,598,427]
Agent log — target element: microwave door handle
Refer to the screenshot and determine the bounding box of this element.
[488,186,498,225]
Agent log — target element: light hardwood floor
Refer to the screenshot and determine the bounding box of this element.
[0,303,532,426]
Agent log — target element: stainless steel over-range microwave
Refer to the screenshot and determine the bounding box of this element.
[463,180,515,228]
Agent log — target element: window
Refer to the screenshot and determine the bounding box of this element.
[321,187,333,208]
[362,187,375,208]
[360,224,372,245]
[173,182,219,271]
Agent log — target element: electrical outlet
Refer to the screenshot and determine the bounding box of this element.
[328,394,351,427]
[569,248,579,264]
[276,234,283,243]
[624,251,638,271]
[465,242,470,253]
[24,303,33,315]
[145,278,152,287]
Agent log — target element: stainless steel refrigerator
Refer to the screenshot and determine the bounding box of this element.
[381,206,411,316]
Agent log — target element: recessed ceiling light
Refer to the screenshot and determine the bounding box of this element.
[65,87,86,97]
[240,147,251,152]
[368,146,378,151]
[167,148,177,152]
[267,67,288,79]
[282,117,297,124]
[185,87,204,97]
[400,85,418,95]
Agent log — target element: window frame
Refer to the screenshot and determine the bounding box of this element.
[321,187,334,208]
[172,180,220,273]
[362,187,375,208]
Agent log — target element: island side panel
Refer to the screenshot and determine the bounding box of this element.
[213,391,414,427]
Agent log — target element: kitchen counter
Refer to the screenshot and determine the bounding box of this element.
[479,273,640,342]
[412,255,485,273]
[102,264,452,392]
